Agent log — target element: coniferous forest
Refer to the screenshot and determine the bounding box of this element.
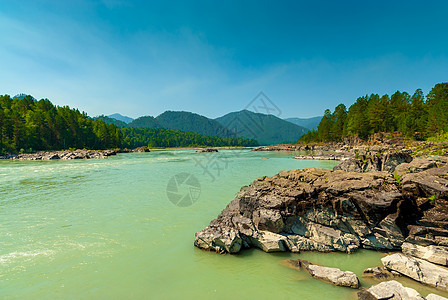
[299,83,448,142]
[0,94,257,153]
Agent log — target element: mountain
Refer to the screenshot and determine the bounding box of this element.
[285,116,322,131]
[215,110,309,145]
[108,113,134,124]
[128,111,236,139]
[129,116,160,129]
[94,115,128,127]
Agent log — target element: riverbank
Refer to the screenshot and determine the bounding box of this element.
[0,146,252,160]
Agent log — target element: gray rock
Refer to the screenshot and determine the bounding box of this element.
[293,259,359,288]
[402,242,448,266]
[333,158,363,172]
[249,231,287,252]
[357,280,424,300]
[395,158,439,176]
[381,253,448,291]
[196,148,218,153]
[133,146,150,153]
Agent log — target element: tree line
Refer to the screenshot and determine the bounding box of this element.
[299,83,448,142]
[0,94,258,153]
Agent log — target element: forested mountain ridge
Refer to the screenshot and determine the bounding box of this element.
[215,110,309,145]
[104,111,239,139]
[300,82,448,143]
[154,111,236,138]
[128,116,161,129]
[0,95,258,153]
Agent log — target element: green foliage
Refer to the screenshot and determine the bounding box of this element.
[427,131,448,142]
[428,194,436,204]
[299,82,448,142]
[0,94,122,152]
[393,172,402,185]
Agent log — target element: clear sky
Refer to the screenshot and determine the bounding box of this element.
[1,0,447,119]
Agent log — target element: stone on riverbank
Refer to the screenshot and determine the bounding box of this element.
[357,280,424,300]
[196,148,218,153]
[286,259,359,288]
[402,242,448,266]
[381,253,448,291]
[362,266,400,280]
[132,146,150,153]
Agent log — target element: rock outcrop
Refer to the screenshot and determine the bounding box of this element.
[381,253,448,291]
[195,168,416,253]
[357,280,424,300]
[286,259,359,288]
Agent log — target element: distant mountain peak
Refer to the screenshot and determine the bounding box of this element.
[285,116,322,131]
[13,93,36,101]
[108,113,134,124]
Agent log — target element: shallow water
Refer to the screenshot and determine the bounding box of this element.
[0,149,444,299]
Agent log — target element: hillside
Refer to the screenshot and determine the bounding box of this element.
[129,116,161,129]
[285,116,322,131]
[215,110,308,145]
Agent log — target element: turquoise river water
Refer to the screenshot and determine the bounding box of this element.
[1,149,445,299]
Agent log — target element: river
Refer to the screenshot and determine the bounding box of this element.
[1,149,438,299]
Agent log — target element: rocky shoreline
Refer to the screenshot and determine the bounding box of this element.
[194,146,448,298]
[0,147,146,160]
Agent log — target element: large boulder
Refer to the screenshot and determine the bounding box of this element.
[381,253,448,291]
[357,280,424,300]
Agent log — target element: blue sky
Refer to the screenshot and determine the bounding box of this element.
[1,0,447,119]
